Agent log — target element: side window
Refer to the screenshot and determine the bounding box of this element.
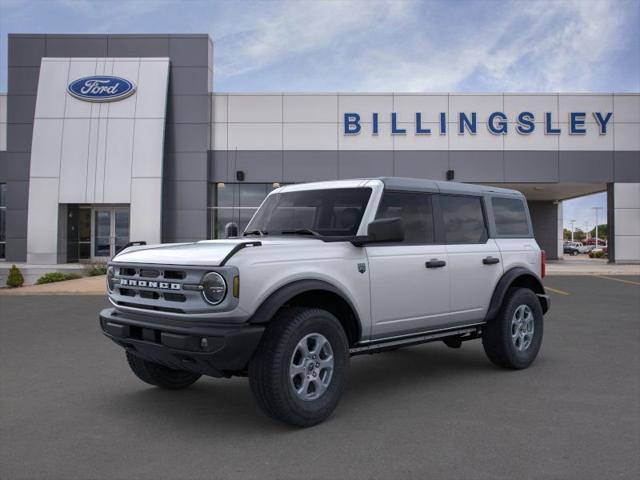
[375,191,434,244]
[440,195,487,244]
[491,197,530,236]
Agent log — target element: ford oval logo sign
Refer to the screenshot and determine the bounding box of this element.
[67,76,136,102]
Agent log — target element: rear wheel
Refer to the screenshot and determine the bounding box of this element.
[249,307,349,427]
[482,288,543,369]
[126,351,201,389]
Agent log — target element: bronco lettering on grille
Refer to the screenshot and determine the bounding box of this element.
[119,278,181,290]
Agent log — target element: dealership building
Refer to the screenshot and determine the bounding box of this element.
[0,33,638,270]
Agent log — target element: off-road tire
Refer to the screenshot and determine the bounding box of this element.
[249,307,350,427]
[126,351,201,389]
[482,288,543,369]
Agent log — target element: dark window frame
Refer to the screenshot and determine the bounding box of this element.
[438,193,489,245]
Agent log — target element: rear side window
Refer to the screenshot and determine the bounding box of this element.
[440,195,487,244]
[376,191,434,244]
[492,197,530,236]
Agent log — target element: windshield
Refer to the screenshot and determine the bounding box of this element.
[245,187,372,238]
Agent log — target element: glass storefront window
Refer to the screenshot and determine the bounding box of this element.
[208,183,282,238]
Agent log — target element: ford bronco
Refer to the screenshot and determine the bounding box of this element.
[100,178,549,426]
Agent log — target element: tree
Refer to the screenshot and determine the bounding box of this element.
[563,228,572,240]
[589,224,607,239]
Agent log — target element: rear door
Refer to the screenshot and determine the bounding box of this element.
[440,194,503,325]
[366,191,450,339]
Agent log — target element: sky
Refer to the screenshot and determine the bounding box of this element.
[1,0,638,227]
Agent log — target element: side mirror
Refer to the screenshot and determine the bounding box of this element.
[352,217,404,246]
[224,222,239,238]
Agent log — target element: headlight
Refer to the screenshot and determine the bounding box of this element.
[201,272,227,305]
[106,266,115,293]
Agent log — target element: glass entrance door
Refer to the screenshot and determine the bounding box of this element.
[92,206,130,259]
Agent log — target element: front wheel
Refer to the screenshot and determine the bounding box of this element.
[249,307,349,427]
[482,288,544,369]
[126,351,201,389]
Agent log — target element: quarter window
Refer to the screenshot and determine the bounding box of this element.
[492,197,530,236]
[376,191,434,244]
[440,195,487,244]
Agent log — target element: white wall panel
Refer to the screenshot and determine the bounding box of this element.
[85,118,100,202]
[135,60,170,118]
[30,119,64,177]
[504,94,558,121]
[283,94,338,123]
[211,123,227,150]
[0,122,6,151]
[450,95,502,120]
[0,94,7,122]
[130,178,162,244]
[615,209,640,236]
[106,60,140,118]
[26,177,60,264]
[393,95,448,123]
[339,95,393,122]
[35,59,70,118]
[212,94,228,123]
[103,119,134,203]
[132,119,165,177]
[228,95,282,123]
[228,123,283,150]
[58,119,91,203]
[614,183,640,208]
[614,123,640,151]
[393,123,448,150]
[613,94,640,123]
[559,123,614,150]
[283,123,338,150]
[559,95,613,123]
[66,60,97,118]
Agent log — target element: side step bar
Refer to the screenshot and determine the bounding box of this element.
[349,325,483,356]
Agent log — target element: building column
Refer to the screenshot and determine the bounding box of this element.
[528,200,563,260]
[608,183,640,263]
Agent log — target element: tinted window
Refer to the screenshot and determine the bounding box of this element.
[492,197,530,236]
[440,195,487,244]
[376,191,434,244]
[246,188,372,237]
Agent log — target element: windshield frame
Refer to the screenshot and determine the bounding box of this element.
[244,186,374,241]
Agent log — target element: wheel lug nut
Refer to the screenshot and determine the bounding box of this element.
[312,372,317,377]
[316,362,320,367]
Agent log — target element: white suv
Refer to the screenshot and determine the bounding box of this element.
[100,178,550,426]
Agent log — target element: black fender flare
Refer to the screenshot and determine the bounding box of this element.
[248,279,362,337]
[485,267,548,321]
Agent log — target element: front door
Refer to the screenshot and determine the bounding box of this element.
[92,206,130,260]
[366,191,451,339]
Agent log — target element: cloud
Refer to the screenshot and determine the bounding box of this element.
[212,0,638,92]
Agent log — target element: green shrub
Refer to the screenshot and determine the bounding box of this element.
[6,264,25,288]
[36,272,83,285]
[589,250,606,259]
[87,265,108,276]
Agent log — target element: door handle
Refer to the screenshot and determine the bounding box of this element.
[426,259,446,268]
[482,256,500,265]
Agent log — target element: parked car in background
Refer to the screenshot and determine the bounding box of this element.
[564,244,580,256]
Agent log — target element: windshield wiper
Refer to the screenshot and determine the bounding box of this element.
[243,229,267,236]
[280,228,322,237]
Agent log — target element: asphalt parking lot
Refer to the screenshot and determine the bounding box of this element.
[1,275,639,480]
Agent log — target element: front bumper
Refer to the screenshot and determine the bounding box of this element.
[99,308,264,378]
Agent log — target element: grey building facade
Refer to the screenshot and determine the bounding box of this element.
[0,34,638,266]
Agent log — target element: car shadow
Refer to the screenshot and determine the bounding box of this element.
[101,343,503,434]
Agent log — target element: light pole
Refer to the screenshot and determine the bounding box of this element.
[592,206,603,248]
[570,219,576,242]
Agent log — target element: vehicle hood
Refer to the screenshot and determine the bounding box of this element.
[111,237,324,266]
